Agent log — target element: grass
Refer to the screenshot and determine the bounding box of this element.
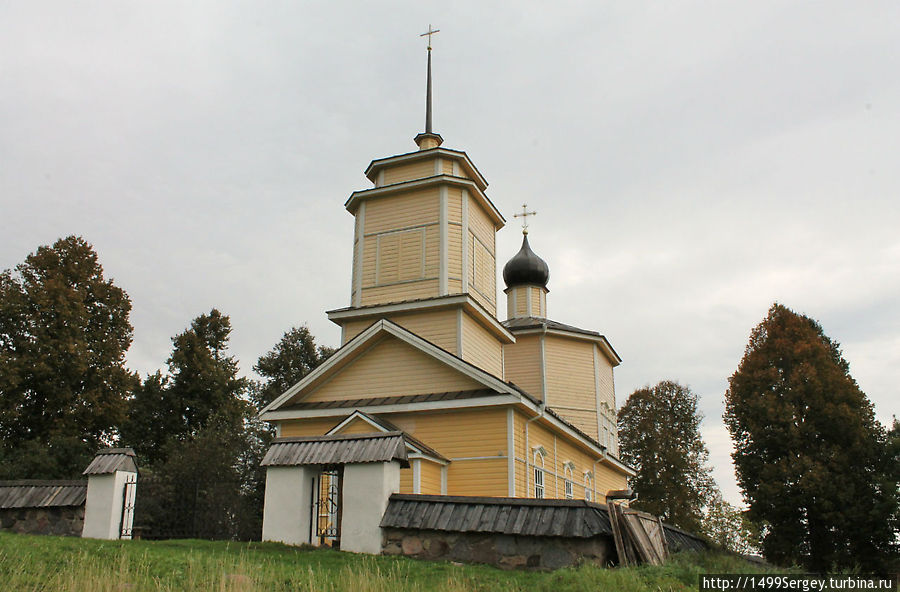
[0,532,777,592]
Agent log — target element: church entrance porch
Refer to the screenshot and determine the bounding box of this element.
[260,432,409,553]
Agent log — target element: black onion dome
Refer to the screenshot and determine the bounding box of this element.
[503,234,550,288]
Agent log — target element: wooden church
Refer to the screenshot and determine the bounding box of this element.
[259,33,633,509]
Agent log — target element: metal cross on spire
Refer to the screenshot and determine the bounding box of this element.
[513,204,537,235]
[420,24,440,50]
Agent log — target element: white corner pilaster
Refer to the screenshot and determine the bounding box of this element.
[341,461,401,554]
[262,466,315,545]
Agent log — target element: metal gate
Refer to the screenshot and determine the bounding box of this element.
[313,467,342,548]
[119,473,138,539]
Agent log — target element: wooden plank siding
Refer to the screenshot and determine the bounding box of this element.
[339,309,459,353]
[460,314,503,378]
[303,336,482,403]
[279,416,345,438]
[508,410,625,503]
[446,459,508,497]
[419,459,443,494]
[466,199,497,315]
[363,189,439,235]
[381,159,438,186]
[332,417,380,435]
[544,335,599,438]
[503,335,543,400]
[400,467,413,493]
[386,408,507,460]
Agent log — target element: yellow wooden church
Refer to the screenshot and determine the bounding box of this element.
[259,38,633,504]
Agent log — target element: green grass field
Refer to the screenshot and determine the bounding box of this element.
[0,532,773,591]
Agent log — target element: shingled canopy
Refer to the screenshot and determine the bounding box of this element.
[0,480,87,509]
[261,432,411,468]
[380,494,708,552]
[82,448,138,476]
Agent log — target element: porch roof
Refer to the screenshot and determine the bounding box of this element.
[261,432,411,468]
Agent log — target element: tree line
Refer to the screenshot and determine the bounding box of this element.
[1,236,896,566]
[616,306,898,571]
[0,236,332,538]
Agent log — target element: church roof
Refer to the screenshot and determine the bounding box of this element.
[280,389,498,411]
[503,317,622,365]
[502,234,550,288]
[261,433,411,468]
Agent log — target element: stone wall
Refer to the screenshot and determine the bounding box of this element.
[0,506,85,537]
[382,527,613,570]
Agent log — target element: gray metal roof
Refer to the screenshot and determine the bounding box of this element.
[82,448,138,475]
[380,494,612,538]
[282,389,499,411]
[261,432,411,468]
[381,494,709,551]
[0,480,87,508]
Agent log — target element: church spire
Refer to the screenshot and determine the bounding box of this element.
[414,25,444,150]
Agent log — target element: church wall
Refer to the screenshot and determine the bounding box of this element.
[418,460,442,495]
[362,279,440,305]
[381,159,437,185]
[363,189,439,234]
[460,314,503,378]
[511,412,627,502]
[502,335,543,400]
[447,224,463,292]
[447,187,463,223]
[333,417,380,435]
[400,467,413,493]
[467,199,497,315]
[441,159,454,175]
[339,309,459,354]
[446,459,508,496]
[303,337,482,403]
[386,407,506,460]
[545,336,598,437]
[278,416,344,438]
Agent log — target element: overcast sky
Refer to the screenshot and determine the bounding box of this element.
[2,2,898,506]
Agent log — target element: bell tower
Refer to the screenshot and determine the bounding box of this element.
[327,28,514,379]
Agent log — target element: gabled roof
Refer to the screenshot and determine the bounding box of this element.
[259,319,524,417]
[261,432,411,468]
[83,448,138,475]
[326,410,449,463]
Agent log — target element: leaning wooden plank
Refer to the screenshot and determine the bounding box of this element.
[656,515,670,560]
[622,512,661,565]
[607,503,629,567]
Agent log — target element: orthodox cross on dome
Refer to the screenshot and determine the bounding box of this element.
[513,204,537,235]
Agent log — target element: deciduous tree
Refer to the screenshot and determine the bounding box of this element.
[724,303,897,571]
[252,324,333,410]
[617,380,717,532]
[0,236,137,478]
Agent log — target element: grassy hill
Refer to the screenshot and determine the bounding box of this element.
[0,532,773,591]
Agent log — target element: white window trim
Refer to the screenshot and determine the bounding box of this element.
[533,449,545,499]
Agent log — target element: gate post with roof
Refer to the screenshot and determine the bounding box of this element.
[81,448,138,540]
[261,433,408,551]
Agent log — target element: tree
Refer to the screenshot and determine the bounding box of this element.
[702,493,761,555]
[121,309,249,466]
[252,324,334,410]
[617,380,717,532]
[0,236,137,478]
[724,303,898,571]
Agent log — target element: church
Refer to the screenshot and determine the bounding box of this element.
[258,32,634,544]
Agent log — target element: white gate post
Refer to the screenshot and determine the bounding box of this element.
[262,465,315,545]
[81,448,138,540]
[341,461,401,554]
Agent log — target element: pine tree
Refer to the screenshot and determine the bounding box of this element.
[724,303,897,571]
[617,380,717,532]
[0,236,137,478]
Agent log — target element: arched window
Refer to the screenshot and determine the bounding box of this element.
[563,463,574,499]
[533,449,545,499]
[584,472,594,502]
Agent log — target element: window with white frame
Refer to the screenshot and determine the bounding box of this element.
[533,449,545,499]
[584,474,594,501]
[563,463,574,499]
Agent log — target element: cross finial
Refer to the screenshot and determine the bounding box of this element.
[420,24,440,50]
[513,204,537,235]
